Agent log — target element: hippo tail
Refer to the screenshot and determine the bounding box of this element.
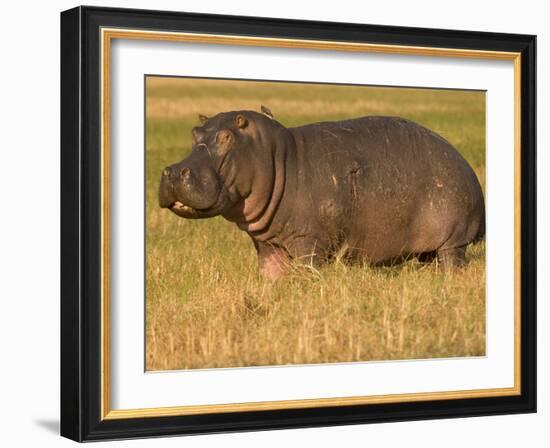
[473,209,486,243]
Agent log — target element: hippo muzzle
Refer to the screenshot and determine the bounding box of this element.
[158,150,226,219]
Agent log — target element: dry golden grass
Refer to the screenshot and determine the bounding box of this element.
[145,77,486,371]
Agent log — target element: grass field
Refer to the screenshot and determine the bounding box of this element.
[145,77,486,371]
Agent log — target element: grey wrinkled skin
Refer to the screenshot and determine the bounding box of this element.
[158,109,485,278]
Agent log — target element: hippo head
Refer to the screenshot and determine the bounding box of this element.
[158,107,280,221]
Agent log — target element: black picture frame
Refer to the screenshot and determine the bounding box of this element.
[61,5,536,442]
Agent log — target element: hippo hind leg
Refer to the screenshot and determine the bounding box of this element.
[436,245,466,271]
[417,251,436,264]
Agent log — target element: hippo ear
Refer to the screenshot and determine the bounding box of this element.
[235,114,248,129]
[260,105,273,119]
[198,114,209,124]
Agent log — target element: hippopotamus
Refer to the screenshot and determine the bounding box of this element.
[158,107,485,278]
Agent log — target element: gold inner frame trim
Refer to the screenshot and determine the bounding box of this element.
[100,27,522,420]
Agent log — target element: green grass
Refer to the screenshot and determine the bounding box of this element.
[145,77,486,371]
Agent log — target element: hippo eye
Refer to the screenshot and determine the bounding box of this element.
[214,130,235,157]
[216,130,234,144]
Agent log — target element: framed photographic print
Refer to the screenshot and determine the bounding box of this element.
[60,6,536,442]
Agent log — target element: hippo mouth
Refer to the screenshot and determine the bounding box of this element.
[167,189,229,219]
[168,200,205,218]
[170,201,196,213]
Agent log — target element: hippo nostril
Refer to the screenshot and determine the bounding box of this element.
[181,167,191,177]
[162,168,170,177]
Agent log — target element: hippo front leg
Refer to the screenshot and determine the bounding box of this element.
[254,237,327,279]
[255,242,290,279]
[287,236,327,267]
